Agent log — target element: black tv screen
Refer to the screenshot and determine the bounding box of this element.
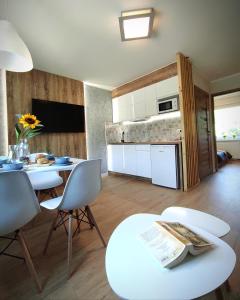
[32,99,85,133]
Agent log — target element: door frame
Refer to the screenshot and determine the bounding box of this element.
[211,88,240,171]
[194,85,213,178]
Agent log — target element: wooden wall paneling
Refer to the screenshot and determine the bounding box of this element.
[194,85,213,179]
[7,69,86,159]
[112,63,177,98]
[206,92,216,174]
[177,53,200,191]
[210,95,218,171]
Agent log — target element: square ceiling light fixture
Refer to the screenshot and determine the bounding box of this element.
[119,8,154,41]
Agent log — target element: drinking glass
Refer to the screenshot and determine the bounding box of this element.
[8,145,18,162]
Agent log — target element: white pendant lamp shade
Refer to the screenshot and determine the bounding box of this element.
[0,20,33,72]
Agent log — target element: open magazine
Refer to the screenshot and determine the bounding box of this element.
[139,221,212,268]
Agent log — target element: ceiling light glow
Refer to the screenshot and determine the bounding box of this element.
[119,8,154,41]
[123,17,150,39]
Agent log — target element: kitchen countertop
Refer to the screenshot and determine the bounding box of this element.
[108,141,181,145]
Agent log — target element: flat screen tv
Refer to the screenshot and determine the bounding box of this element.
[32,99,85,133]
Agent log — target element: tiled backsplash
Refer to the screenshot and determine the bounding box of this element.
[105,117,181,143]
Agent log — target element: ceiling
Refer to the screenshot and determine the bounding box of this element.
[0,0,239,90]
[214,91,240,108]
[215,91,240,100]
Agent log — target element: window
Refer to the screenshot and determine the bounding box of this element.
[214,106,240,140]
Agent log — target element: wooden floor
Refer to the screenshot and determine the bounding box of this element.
[0,161,240,300]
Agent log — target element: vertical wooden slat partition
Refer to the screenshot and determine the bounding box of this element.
[177,53,200,191]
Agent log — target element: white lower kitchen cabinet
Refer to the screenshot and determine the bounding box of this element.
[151,145,179,188]
[123,145,137,175]
[136,145,151,178]
[107,144,151,178]
[107,144,179,188]
[107,145,124,173]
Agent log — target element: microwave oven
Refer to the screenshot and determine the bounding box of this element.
[157,95,179,114]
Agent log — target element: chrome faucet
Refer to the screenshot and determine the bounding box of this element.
[121,131,125,143]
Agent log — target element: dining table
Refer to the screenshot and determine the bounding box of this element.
[24,157,85,174]
[0,157,85,174]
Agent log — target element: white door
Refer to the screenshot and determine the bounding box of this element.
[136,145,151,178]
[156,76,178,99]
[107,145,124,173]
[151,145,177,188]
[123,145,137,175]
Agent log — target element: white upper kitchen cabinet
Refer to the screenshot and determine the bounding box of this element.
[156,76,179,99]
[112,76,178,123]
[145,84,157,117]
[114,93,134,122]
[132,88,146,120]
[112,97,120,123]
[107,145,124,173]
[132,84,157,120]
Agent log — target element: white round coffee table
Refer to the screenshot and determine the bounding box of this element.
[161,207,230,237]
[105,214,236,300]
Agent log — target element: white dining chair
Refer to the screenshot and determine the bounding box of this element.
[0,171,42,292]
[40,159,106,277]
[28,153,63,199]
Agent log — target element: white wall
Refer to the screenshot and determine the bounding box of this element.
[214,92,240,139]
[217,140,240,159]
[84,84,112,173]
[211,73,240,94]
[192,66,210,92]
[214,91,240,108]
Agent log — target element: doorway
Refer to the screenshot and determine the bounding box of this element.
[213,90,240,160]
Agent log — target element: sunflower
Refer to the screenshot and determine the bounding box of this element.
[19,113,40,129]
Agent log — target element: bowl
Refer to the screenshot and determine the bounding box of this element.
[55,156,70,164]
[46,154,55,161]
[2,162,24,170]
[0,156,8,167]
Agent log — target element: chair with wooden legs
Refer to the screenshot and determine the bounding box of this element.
[0,171,42,292]
[40,159,106,278]
[28,153,63,200]
[28,171,62,199]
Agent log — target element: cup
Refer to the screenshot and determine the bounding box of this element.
[55,156,70,164]
[0,156,8,167]
[46,154,55,161]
